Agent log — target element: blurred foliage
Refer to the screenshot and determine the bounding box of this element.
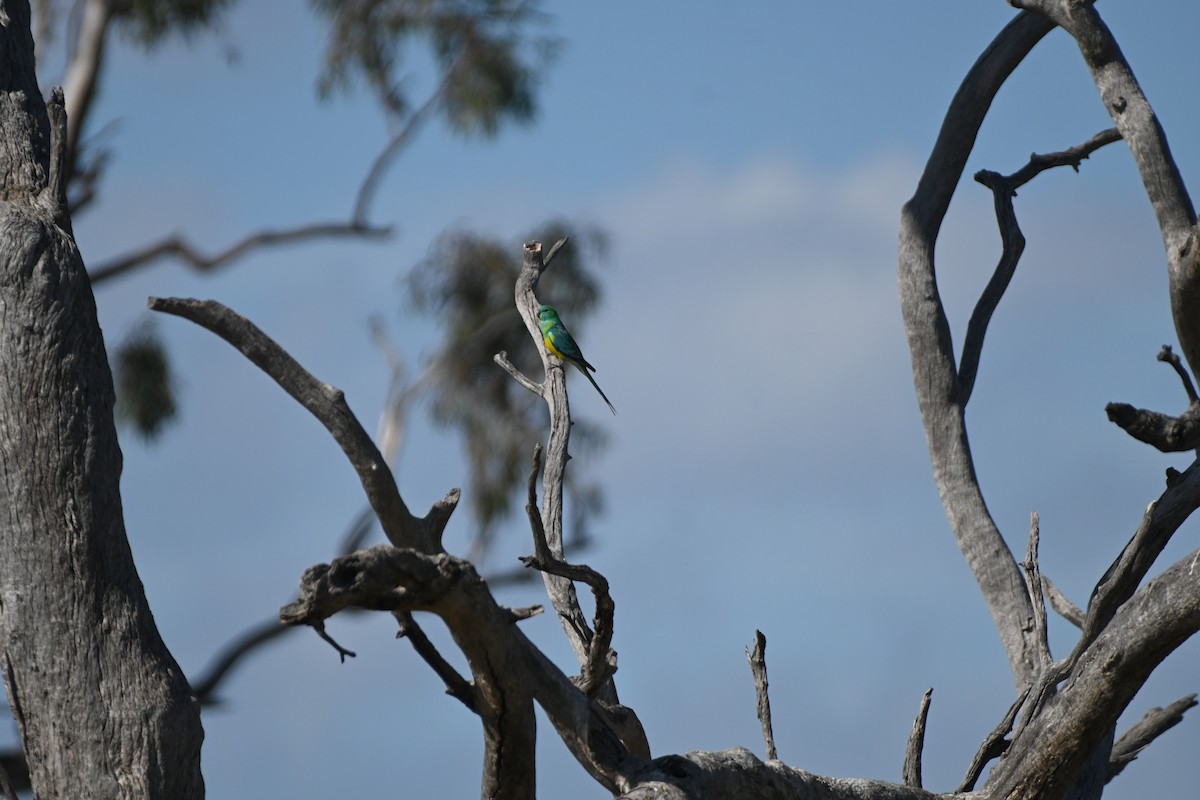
[311,0,557,135]
[409,220,610,554]
[114,321,177,441]
[110,0,233,46]
[32,0,231,48]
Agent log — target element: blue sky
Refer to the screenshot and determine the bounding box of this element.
[12,1,1200,796]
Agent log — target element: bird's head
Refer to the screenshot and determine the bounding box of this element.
[537,305,559,324]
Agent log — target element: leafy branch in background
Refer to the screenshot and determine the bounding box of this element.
[31,0,559,441]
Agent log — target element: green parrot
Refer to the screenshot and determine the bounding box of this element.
[537,305,617,415]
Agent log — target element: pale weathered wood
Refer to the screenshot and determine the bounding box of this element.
[0,3,203,796]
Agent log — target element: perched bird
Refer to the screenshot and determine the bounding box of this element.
[537,305,617,414]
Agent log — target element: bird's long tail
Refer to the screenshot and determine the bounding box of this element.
[573,362,617,415]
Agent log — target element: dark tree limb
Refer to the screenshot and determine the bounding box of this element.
[1157,344,1199,403]
[957,687,1028,792]
[1107,345,1200,451]
[148,296,457,554]
[1105,401,1200,451]
[746,630,778,762]
[280,546,570,799]
[395,611,478,713]
[1107,694,1198,782]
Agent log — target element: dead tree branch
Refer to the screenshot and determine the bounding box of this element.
[898,8,1054,688]
[957,687,1028,792]
[961,128,1121,402]
[1042,575,1084,628]
[1107,694,1198,781]
[1106,346,1200,451]
[902,688,932,789]
[520,444,617,696]
[506,240,597,671]
[1013,0,1200,374]
[746,630,778,763]
[148,296,454,553]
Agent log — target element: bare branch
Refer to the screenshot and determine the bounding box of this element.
[898,9,1054,688]
[745,630,778,762]
[1105,400,1200,451]
[1014,0,1200,376]
[521,445,616,696]
[960,129,1120,402]
[1108,694,1198,781]
[902,688,932,788]
[1021,512,1053,669]
[313,622,357,662]
[1157,344,1200,403]
[957,687,1028,792]
[985,545,1200,799]
[189,505,378,704]
[90,221,390,284]
[1077,457,1200,653]
[395,611,477,713]
[507,241,596,671]
[494,350,543,396]
[148,297,455,552]
[1042,574,1084,628]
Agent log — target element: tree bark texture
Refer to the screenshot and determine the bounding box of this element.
[0,2,204,797]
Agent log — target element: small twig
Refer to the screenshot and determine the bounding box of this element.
[1042,575,1084,628]
[1004,128,1122,189]
[313,622,357,662]
[395,611,477,713]
[957,686,1030,792]
[544,236,569,266]
[191,507,378,704]
[1156,345,1199,403]
[745,630,778,762]
[902,688,933,788]
[494,350,543,396]
[1107,694,1198,782]
[1021,512,1053,667]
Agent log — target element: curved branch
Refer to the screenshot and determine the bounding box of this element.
[898,10,1053,687]
[148,296,453,553]
[960,128,1121,401]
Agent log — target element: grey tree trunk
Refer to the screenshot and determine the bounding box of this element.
[0,1,204,796]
